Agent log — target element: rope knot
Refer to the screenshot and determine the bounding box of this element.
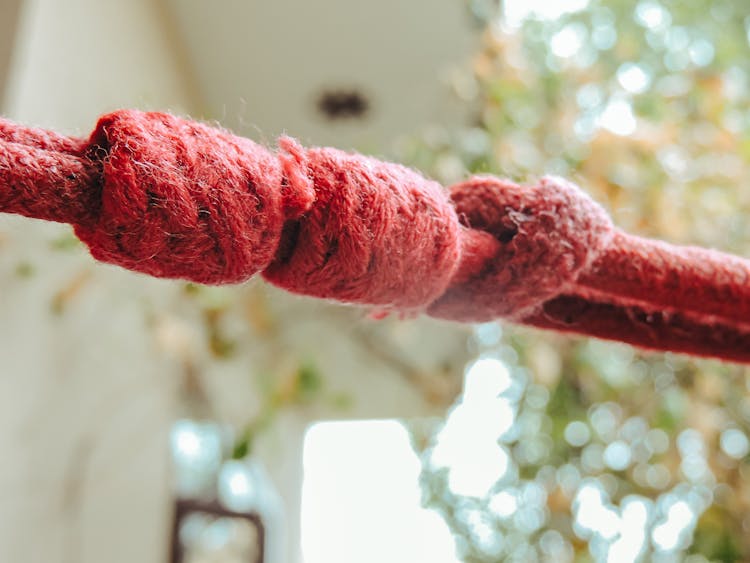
[429,176,614,322]
[263,145,462,310]
[69,111,461,309]
[73,110,292,284]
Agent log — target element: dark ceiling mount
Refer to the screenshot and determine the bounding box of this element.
[315,88,371,121]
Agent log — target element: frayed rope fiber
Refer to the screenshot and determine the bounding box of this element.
[1,110,749,363]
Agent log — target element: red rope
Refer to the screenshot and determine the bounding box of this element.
[1,110,748,363]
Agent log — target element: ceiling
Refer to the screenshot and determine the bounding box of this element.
[163,0,480,149]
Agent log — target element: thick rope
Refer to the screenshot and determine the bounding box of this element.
[1,110,749,363]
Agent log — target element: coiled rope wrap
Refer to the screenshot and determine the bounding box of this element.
[1,110,749,363]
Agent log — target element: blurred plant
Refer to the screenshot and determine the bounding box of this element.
[151,285,353,461]
[403,0,750,561]
[231,362,334,460]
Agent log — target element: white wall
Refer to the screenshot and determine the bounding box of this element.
[0,0,23,109]
[4,0,196,129]
[1,1,196,561]
[0,2,470,562]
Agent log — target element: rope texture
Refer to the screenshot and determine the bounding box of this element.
[1,110,749,363]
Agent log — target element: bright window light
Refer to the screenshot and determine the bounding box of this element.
[301,420,460,563]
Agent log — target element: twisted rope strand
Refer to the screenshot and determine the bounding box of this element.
[524,297,750,364]
[1,109,748,364]
[577,231,750,330]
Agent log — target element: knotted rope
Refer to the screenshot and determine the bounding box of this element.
[1,110,749,363]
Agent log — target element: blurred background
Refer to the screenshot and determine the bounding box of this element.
[0,0,749,562]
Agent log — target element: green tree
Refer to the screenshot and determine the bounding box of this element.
[406,1,750,561]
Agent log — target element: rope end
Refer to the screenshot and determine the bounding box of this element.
[278,136,315,219]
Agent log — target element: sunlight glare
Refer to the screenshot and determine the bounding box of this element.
[302,420,461,563]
